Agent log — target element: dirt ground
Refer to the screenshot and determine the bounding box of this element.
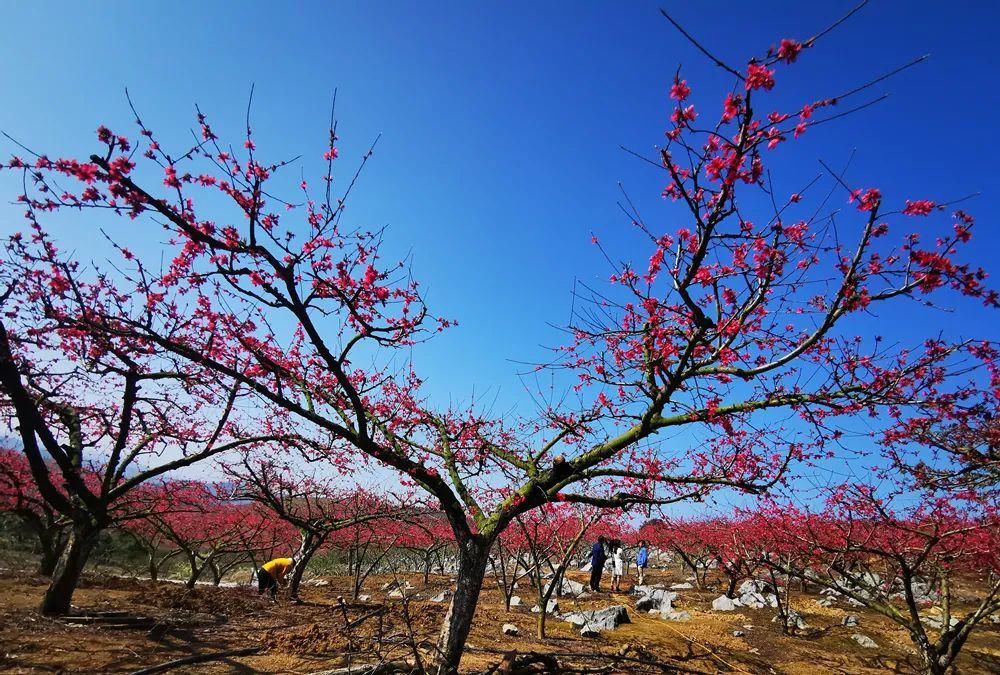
[0,567,998,674]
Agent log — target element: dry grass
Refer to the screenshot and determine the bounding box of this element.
[0,567,998,673]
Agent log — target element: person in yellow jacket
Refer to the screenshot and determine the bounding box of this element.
[257,557,295,599]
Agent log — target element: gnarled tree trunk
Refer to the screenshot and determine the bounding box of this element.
[288,532,323,600]
[435,536,490,674]
[40,521,99,615]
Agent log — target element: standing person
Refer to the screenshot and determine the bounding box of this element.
[588,536,607,592]
[257,556,295,600]
[636,540,649,586]
[610,540,624,592]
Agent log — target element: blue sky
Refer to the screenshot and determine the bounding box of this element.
[1,1,997,499]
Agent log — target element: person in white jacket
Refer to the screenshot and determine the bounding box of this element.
[610,540,625,592]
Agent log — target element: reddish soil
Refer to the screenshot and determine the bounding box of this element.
[0,569,998,673]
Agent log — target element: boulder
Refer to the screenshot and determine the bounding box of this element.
[501,623,519,636]
[635,596,659,612]
[544,577,586,597]
[633,587,677,613]
[509,595,522,607]
[851,633,878,649]
[670,582,694,590]
[430,591,451,603]
[562,605,630,631]
[712,595,740,612]
[737,580,774,596]
[739,590,779,609]
[580,623,601,638]
[842,614,859,627]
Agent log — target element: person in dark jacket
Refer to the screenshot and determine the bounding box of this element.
[589,536,608,592]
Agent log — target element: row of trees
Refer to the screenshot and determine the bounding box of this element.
[0,447,445,599]
[641,485,1000,675]
[0,6,996,672]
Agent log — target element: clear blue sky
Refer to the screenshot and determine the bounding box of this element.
[1,1,997,462]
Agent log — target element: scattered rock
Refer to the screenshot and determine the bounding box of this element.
[712,595,740,612]
[815,596,835,608]
[430,591,451,603]
[381,580,415,592]
[358,594,371,602]
[632,584,666,595]
[732,630,745,637]
[922,610,960,630]
[772,609,808,631]
[562,605,630,631]
[670,582,694,590]
[580,623,601,638]
[989,614,1000,625]
[509,596,522,607]
[661,609,691,622]
[530,599,559,614]
[852,633,878,649]
[842,614,859,627]
[502,623,519,636]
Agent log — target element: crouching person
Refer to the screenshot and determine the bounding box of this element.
[258,556,294,600]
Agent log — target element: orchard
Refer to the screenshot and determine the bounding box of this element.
[0,3,997,674]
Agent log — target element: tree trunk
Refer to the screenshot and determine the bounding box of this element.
[435,536,490,674]
[288,533,320,600]
[38,533,65,577]
[726,576,738,599]
[148,553,158,582]
[185,554,204,589]
[40,523,98,615]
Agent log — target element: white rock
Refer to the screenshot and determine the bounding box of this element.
[358,594,371,602]
[430,591,451,603]
[732,630,745,637]
[712,595,739,611]
[661,609,691,622]
[842,614,859,627]
[530,599,559,614]
[502,623,519,636]
[580,623,601,638]
[670,582,694,590]
[509,595,522,607]
[562,605,630,631]
[852,633,878,649]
